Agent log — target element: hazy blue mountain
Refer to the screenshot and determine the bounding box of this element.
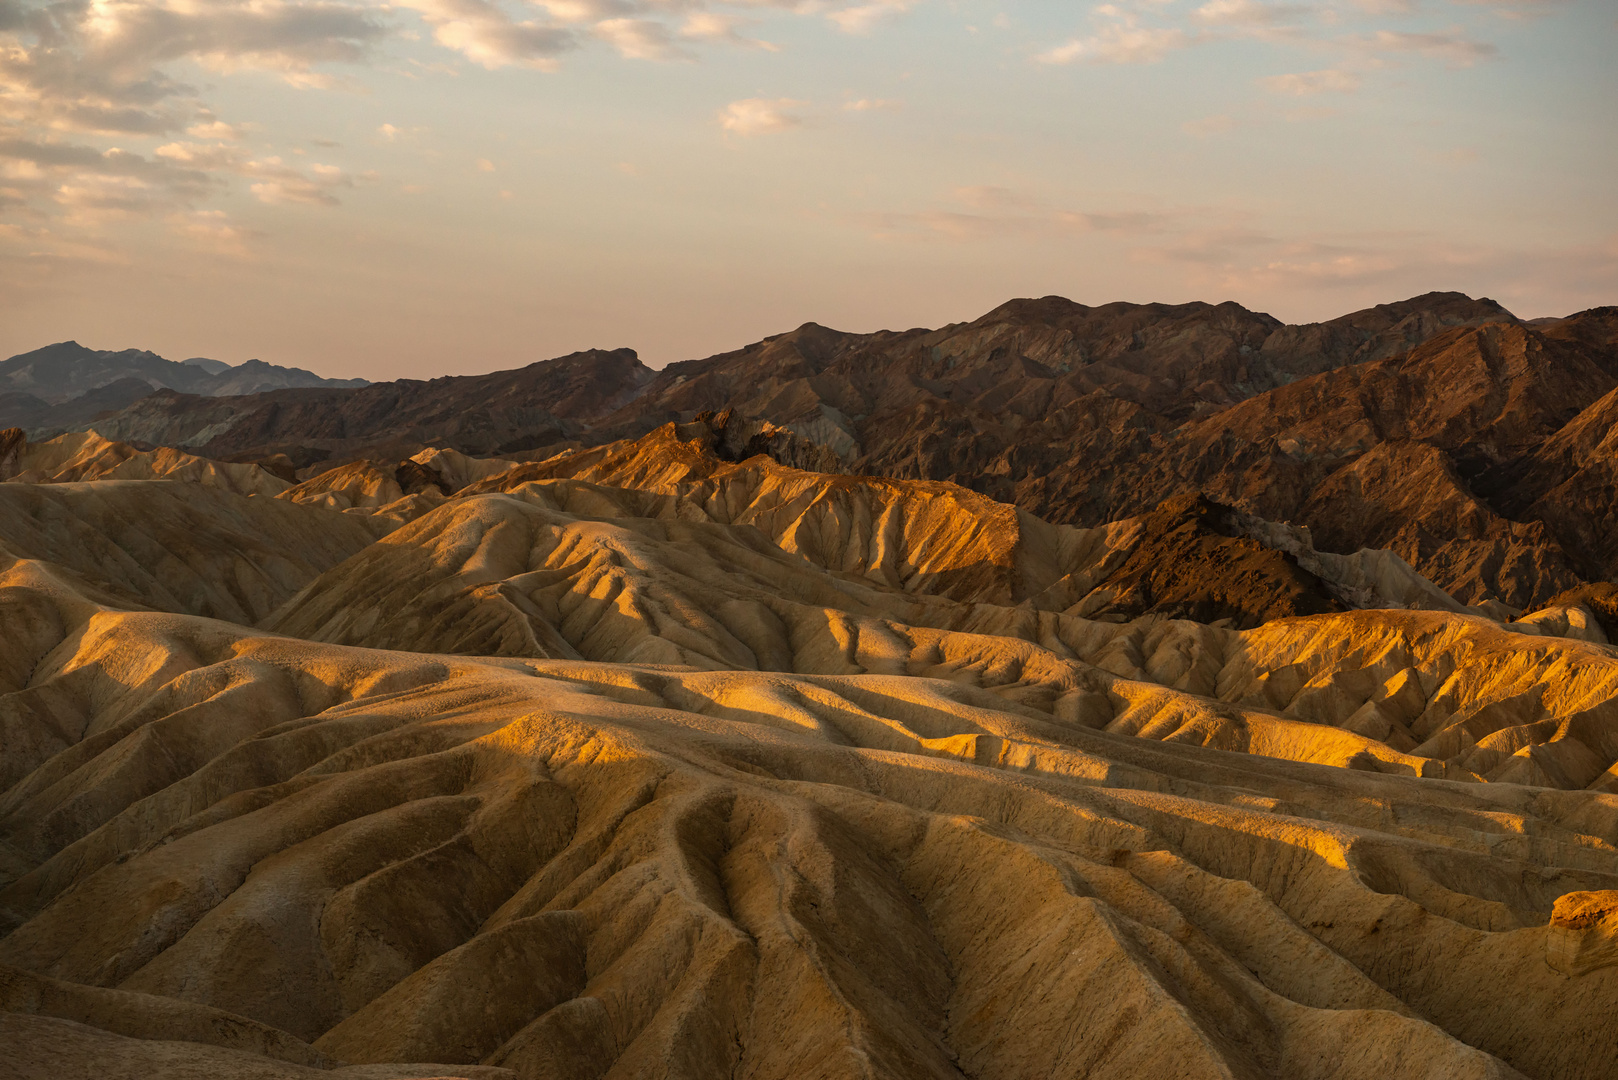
[0,341,367,407]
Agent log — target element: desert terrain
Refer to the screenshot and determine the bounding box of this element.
[4,295,1618,1080]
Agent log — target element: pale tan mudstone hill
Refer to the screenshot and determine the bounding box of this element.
[262,451,1618,791]
[0,430,291,497]
[2,565,1617,1080]
[277,460,447,526]
[411,446,522,492]
[0,480,384,624]
[6,426,1618,1080]
[450,421,1460,618]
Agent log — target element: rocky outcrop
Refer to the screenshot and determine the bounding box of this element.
[0,427,24,480]
[66,290,1604,609]
[1546,892,1618,977]
[4,448,1618,1079]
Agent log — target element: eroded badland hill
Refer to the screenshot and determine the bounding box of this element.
[3,293,1618,1080]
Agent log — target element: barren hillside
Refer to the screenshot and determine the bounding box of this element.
[3,399,1618,1080]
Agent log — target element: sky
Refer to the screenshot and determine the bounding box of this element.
[0,0,1613,380]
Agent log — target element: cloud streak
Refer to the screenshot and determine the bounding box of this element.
[1261,68,1362,95]
[718,97,806,135]
[1035,0,1501,79]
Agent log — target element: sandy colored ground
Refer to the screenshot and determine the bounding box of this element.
[3,428,1618,1079]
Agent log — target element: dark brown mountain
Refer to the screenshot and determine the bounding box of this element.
[76,292,1504,463]
[56,292,1618,608]
[595,290,1510,437]
[0,377,155,435]
[1041,312,1618,608]
[0,342,366,411]
[88,348,652,466]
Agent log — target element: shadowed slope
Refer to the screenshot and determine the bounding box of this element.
[5,573,1617,1079]
[7,379,1618,1080]
[453,421,1453,619]
[0,481,384,623]
[86,349,654,466]
[253,428,1618,791]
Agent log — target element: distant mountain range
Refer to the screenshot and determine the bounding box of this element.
[0,341,368,434]
[12,291,1618,611]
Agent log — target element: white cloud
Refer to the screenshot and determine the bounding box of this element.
[170,209,259,256]
[718,97,806,136]
[1192,0,1310,27]
[243,156,350,204]
[152,141,351,204]
[396,0,576,69]
[1035,1,1507,80]
[827,0,915,34]
[1356,28,1498,65]
[1260,68,1362,94]
[1037,7,1194,66]
[1038,23,1190,64]
[593,18,685,60]
[1035,40,1087,64]
[679,13,776,51]
[186,120,246,140]
[0,0,1567,282]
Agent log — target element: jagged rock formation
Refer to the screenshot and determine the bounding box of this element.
[61,294,1618,608]
[3,451,1618,1080]
[0,427,24,479]
[7,300,1618,1080]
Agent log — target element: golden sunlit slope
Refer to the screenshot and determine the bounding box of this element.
[455,420,1461,618]
[4,573,1618,1080]
[5,425,1618,1080]
[1,430,291,497]
[259,466,1618,790]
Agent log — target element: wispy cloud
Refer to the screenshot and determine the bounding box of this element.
[170,209,261,257]
[153,141,354,204]
[843,97,901,112]
[1037,17,1192,65]
[594,17,686,60]
[826,0,915,35]
[1353,28,1498,65]
[853,185,1174,242]
[1191,0,1311,28]
[395,0,576,69]
[1036,0,1502,78]
[679,13,777,51]
[718,97,807,136]
[1260,68,1362,94]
